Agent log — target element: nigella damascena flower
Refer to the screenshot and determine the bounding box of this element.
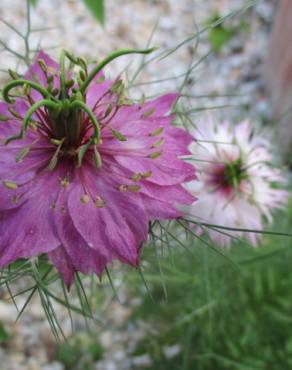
[0,50,196,286]
[183,116,288,247]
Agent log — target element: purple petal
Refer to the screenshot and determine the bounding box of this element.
[48,246,75,288]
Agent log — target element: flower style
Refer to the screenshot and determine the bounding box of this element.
[184,116,288,247]
[0,50,196,286]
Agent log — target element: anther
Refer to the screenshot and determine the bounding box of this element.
[79,70,87,82]
[142,108,155,118]
[142,171,152,178]
[48,138,65,171]
[95,196,105,208]
[80,194,90,204]
[149,127,164,137]
[38,59,48,73]
[127,185,141,192]
[151,138,164,148]
[93,146,102,168]
[3,180,18,190]
[16,147,31,163]
[119,185,127,192]
[23,84,31,96]
[149,151,162,159]
[111,128,127,141]
[8,69,20,80]
[8,108,22,120]
[131,173,142,181]
[65,79,75,89]
[0,115,9,121]
[60,177,70,188]
[12,195,20,204]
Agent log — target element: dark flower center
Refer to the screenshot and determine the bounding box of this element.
[209,158,248,193]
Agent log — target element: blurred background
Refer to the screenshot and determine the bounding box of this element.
[1,1,292,370]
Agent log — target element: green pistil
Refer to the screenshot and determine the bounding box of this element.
[224,159,247,189]
[79,47,156,94]
[2,79,54,104]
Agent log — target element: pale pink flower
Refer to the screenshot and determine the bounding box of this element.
[183,116,289,247]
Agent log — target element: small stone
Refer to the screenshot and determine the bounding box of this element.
[42,362,65,370]
[131,354,152,367]
[163,344,181,359]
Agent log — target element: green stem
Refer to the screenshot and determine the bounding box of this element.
[79,47,156,94]
[59,50,66,100]
[71,100,101,143]
[25,0,31,66]
[3,79,53,103]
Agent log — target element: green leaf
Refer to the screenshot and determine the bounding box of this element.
[206,14,234,53]
[208,26,233,53]
[82,0,105,25]
[29,0,38,6]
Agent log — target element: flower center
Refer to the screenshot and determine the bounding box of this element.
[1,48,155,169]
[223,159,247,188]
[209,158,248,193]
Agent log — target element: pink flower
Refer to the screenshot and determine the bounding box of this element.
[0,51,195,286]
[183,116,289,247]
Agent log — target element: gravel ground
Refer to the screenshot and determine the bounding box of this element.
[0,0,278,369]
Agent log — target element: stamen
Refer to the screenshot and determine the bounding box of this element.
[77,140,91,167]
[8,107,22,119]
[118,184,141,192]
[132,173,142,181]
[60,177,70,188]
[16,139,38,163]
[104,104,113,118]
[80,194,90,204]
[0,114,9,121]
[3,180,18,190]
[48,138,65,170]
[127,185,141,192]
[12,195,20,204]
[23,83,31,96]
[8,69,20,80]
[93,146,102,168]
[142,171,152,178]
[95,196,105,208]
[149,127,164,137]
[38,59,48,73]
[151,138,164,148]
[119,185,127,192]
[109,80,124,95]
[132,171,152,181]
[77,57,88,71]
[111,128,127,141]
[142,108,155,118]
[65,79,75,89]
[79,70,87,82]
[149,151,162,159]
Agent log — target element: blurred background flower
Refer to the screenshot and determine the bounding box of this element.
[183,116,288,246]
